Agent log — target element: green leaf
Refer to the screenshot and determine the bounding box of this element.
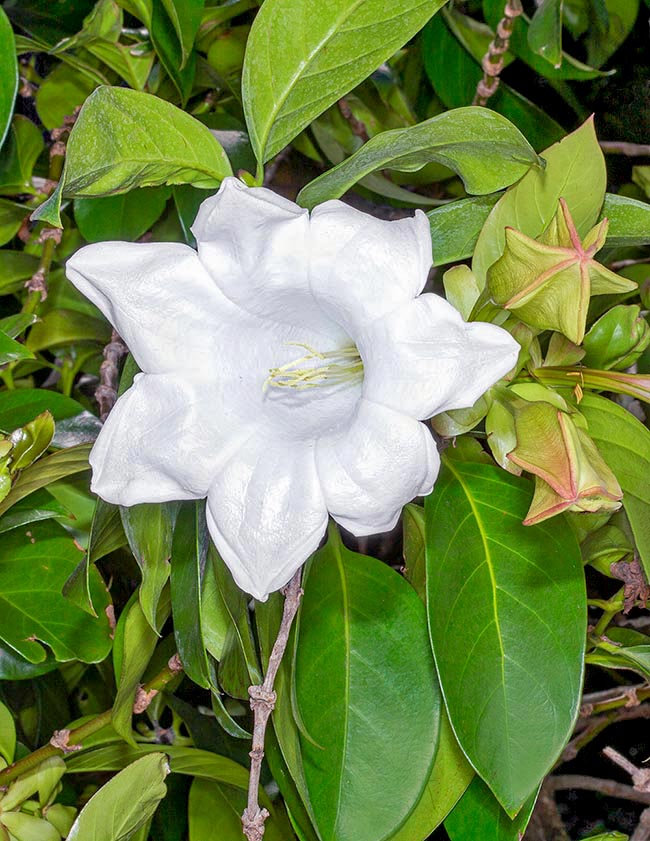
[388,710,473,841]
[158,0,204,66]
[0,390,85,431]
[35,62,97,132]
[426,457,586,815]
[0,199,28,247]
[188,778,287,841]
[427,194,500,267]
[0,488,71,535]
[472,117,606,285]
[150,1,197,104]
[0,329,34,365]
[445,777,538,841]
[297,107,540,209]
[402,503,426,599]
[0,116,44,196]
[122,502,176,631]
[0,7,18,149]
[33,87,232,227]
[67,743,250,791]
[0,519,112,663]
[423,14,564,153]
[0,699,16,763]
[0,444,91,517]
[67,753,170,841]
[579,393,650,581]
[527,0,563,67]
[170,501,210,689]
[242,0,447,164]
[296,528,440,841]
[0,251,40,294]
[600,193,650,247]
[26,309,112,351]
[74,188,170,242]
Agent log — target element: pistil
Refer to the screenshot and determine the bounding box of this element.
[264,342,363,392]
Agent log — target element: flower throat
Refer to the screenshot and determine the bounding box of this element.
[264,342,363,391]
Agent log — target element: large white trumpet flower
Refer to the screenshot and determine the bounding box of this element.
[66,177,519,600]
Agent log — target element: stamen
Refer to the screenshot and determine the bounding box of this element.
[264,342,363,392]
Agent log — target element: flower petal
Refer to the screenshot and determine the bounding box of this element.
[316,399,439,536]
[192,177,340,336]
[309,201,432,334]
[66,242,224,374]
[360,293,520,420]
[206,436,328,601]
[90,372,250,506]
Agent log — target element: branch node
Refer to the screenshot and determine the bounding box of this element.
[49,730,82,754]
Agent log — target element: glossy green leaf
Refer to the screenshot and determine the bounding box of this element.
[0,329,34,365]
[579,393,650,580]
[388,710,473,841]
[427,194,500,267]
[150,1,197,103]
[0,7,18,149]
[0,520,112,663]
[472,117,606,285]
[242,0,447,163]
[121,502,176,630]
[0,699,15,763]
[67,753,169,841]
[296,529,440,841]
[158,0,204,65]
[527,0,563,67]
[600,193,650,247]
[423,14,564,153]
[0,250,40,294]
[445,777,538,841]
[0,643,57,679]
[74,188,170,242]
[26,309,111,351]
[426,457,585,815]
[0,390,85,431]
[0,488,71,535]
[170,501,210,689]
[0,116,44,196]
[297,107,539,208]
[0,444,91,517]
[402,503,426,599]
[0,199,28,246]
[33,87,232,227]
[188,778,287,841]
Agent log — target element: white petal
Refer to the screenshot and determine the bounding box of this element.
[192,177,338,336]
[360,294,520,420]
[90,373,250,506]
[316,399,439,536]
[66,242,225,375]
[309,201,432,334]
[206,436,328,601]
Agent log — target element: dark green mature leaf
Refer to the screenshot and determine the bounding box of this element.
[0,390,84,431]
[34,87,232,226]
[0,445,91,517]
[0,329,34,365]
[0,644,57,679]
[296,529,440,841]
[426,457,585,815]
[472,117,606,284]
[427,194,499,266]
[26,309,112,351]
[0,520,112,663]
[445,777,538,841]
[0,251,40,294]
[242,0,447,164]
[600,193,650,247]
[158,0,204,66]
[388,711,473,841]
[150,1,197,104]
[67,753,170,841]
[579,393,650,580]
[170,502,210,689]
[74,188,170,242]
[423,15,564,153]
[527,0,562,67]
[0,488,71,535]
[297,107,539,208]
[0,7,18,149]
[0,115,44,196]
[0,199,28,246]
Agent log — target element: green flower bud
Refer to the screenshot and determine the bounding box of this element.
[583,305,650,370]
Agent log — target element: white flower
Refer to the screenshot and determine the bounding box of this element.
[66,177,519,600]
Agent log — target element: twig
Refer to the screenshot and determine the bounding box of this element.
[632,807,650,841]
[603,746,650,791]
[242,569,304,841]
[524,779,570,841]
[562,704,650,762]
[96,330,129,421]
[473,0,522,107]
[600,141,650,157]
[610,257,650,271]
[337,97,369,143]
[547,775,650,805]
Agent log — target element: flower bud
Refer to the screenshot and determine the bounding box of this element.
[507,401,623,525]
[582,305,650,371]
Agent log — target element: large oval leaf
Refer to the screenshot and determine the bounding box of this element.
[242,0,447,164]
[297,107,540,208]
[296,529,440,841]
[0,7,18,149]
[579,393,650,580]
[426,457,585,815]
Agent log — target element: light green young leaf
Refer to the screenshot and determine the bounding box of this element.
[296,528,440,841]
[243,0,448,164]
[297,107,540,208]
[472,117,606,284]
[33,86,232,227]
[0,7,18,149]
[67,753,170,841]
[0,329,34,365]
[188,778,287,841]
[426,457,585,816]
[600,193,650,247]
[0,698,15,763]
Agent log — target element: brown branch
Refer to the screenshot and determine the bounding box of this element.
[473,0,522,107]
[562,703,650,763]
[632,807,650,841]
[548,775,650,805]
[242,569,304,841]
[337,97,369,143]
[524,779,570,841]
[603,746,650,792]
[96,330,129,422]
[600,141,650,157]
